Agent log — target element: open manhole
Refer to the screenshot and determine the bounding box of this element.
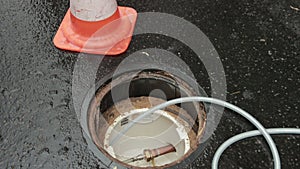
[86,70,207,168]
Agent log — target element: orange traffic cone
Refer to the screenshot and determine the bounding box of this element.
[53,0,137,55]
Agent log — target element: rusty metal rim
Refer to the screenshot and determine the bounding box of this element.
[87,70,207,169]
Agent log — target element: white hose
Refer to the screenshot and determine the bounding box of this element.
[110,97,300,169]
[212,128,300,169]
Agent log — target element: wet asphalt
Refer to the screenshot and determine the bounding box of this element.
[0,0,299,169]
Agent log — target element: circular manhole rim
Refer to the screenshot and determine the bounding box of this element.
[86,70,207,168]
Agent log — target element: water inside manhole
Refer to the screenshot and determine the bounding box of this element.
[87,70,206,168]
[103,98,192,167]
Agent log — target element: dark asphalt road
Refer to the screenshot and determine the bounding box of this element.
[0,0,299,169]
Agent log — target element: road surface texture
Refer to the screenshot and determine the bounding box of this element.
[0,0,299,169]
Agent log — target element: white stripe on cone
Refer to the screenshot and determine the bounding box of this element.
[70,0,118,21]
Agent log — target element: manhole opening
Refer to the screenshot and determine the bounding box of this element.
[88,70,206,168]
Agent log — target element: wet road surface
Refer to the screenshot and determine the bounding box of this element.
[0,0,299,168]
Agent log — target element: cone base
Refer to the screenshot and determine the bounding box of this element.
[53,6,137,55]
